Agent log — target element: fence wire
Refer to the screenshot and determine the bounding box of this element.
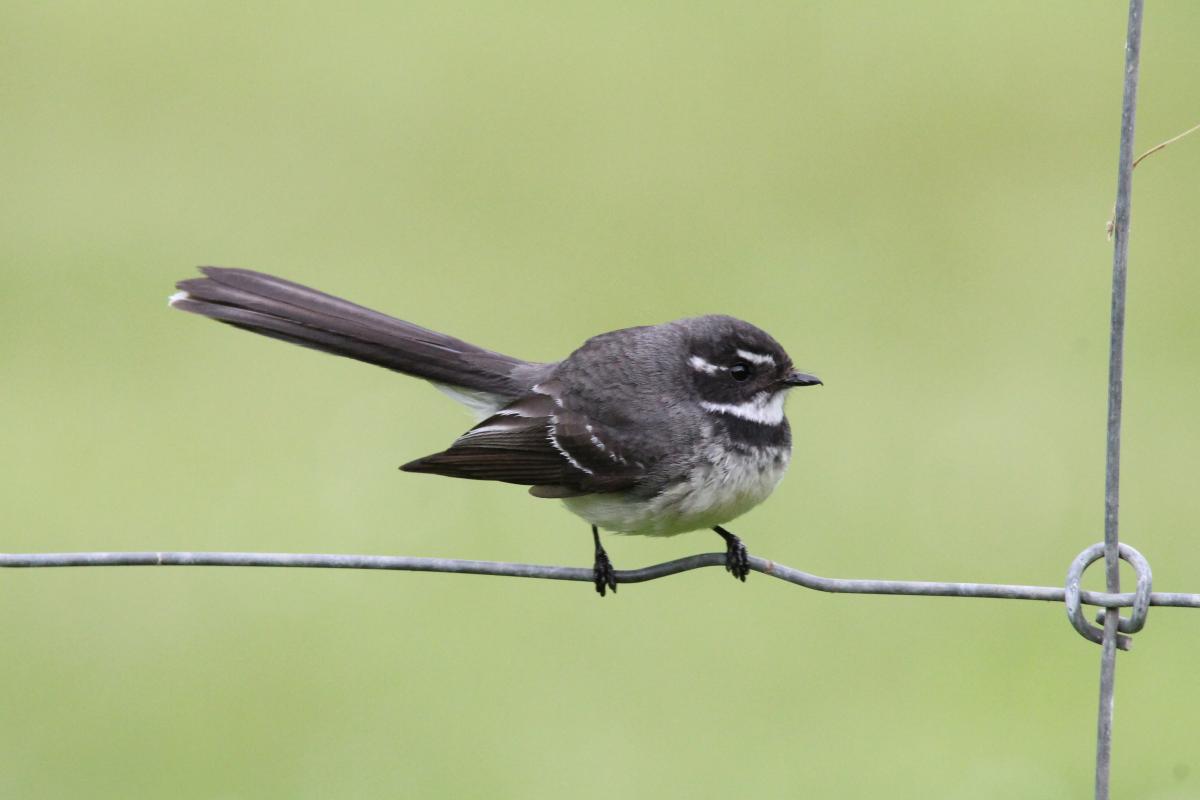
[2,547,1196,638]
[0,547,1190,603]
[1096,0,1144,797]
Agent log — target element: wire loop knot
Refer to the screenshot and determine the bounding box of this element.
[1065,542,1152,649]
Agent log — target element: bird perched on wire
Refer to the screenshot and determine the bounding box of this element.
[170,268,822,596]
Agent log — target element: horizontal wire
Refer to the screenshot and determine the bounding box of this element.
[2,550,1198,609]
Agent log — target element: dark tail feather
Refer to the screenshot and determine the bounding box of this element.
[170,267,534,396]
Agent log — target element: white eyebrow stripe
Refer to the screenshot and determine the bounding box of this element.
[689,355,724,375]
[701,392,787,425]
[735,349,776,366]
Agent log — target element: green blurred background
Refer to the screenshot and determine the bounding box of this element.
[3,2,1199,797]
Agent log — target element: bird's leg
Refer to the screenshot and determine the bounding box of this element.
[592,525,618,597]
[713,525,750,582]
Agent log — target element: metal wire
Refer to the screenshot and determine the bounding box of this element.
[1096,1,1144,797]
[3,547,1197,616]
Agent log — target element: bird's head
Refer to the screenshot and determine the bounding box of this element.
[680,316,821,426]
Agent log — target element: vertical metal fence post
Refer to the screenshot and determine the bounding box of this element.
[1096,1,1144,798]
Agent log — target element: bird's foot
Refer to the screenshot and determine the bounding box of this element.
[593,549,618,596]
[714,526,750,582]
[592,526,618,597]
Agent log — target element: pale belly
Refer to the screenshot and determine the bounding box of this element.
[562,446,791,536]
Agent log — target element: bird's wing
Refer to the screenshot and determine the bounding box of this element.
[400,382,645,494]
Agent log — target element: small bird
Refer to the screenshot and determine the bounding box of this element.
[170,268,821,595]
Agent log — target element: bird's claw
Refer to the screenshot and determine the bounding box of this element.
[593,550,618,597]
[724,536,750,582]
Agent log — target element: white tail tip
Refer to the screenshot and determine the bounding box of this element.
[168,290,190,307]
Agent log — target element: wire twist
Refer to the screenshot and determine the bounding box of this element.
[1065,542,1152,650]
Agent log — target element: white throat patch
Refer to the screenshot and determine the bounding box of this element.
[700,391,787,425]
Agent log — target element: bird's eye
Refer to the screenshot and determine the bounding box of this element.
[730,362,752,381]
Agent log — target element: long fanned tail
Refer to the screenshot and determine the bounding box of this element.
[170,267,536,399]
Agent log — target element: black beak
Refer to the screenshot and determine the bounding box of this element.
[782,370,823,387]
